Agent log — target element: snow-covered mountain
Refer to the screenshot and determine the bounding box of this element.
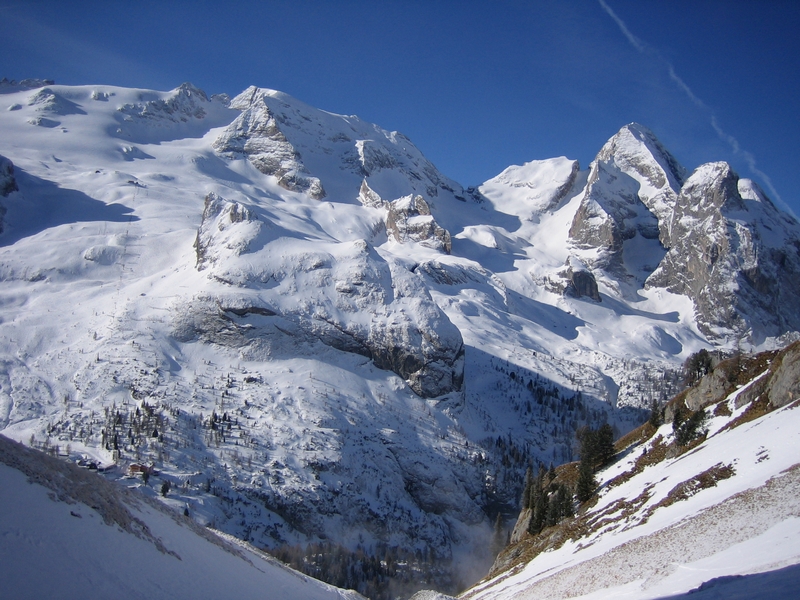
[464,342,800,599]
[0,80,798,596]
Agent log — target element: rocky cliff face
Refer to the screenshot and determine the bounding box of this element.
[646,163,800,341]
[564,124,800,342]
[0,154,17,234]
[386,194,452,253]
[213,89,327,199]
[214,86,466,211]
[567,124,685,286]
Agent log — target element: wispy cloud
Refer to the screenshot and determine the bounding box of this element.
[597,0,645,53]
[598,0,784,207]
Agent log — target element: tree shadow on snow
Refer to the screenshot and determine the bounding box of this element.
[0,169,138,247]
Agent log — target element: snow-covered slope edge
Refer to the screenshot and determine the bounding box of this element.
[465,342,800,599]
[0,434,363,600]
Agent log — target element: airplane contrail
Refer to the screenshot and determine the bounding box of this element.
[598,0,785,208]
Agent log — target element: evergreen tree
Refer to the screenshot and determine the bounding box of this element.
[521,467,533,510]
[576,457,595,503]
[674,408,708,446]
[596,423,615,466]
[545,489,561,527]
[684,349,713,385]
[648,398,663,428]
[576,426,598,467]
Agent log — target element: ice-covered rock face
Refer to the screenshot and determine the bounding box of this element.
[647,163,800,341]
[189,193,464,398]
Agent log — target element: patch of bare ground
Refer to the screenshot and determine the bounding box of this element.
[713,401,732,417]
[719,393,771,434]
[606,434,669,490]
[614,422,656,455]
[640,463,736,523]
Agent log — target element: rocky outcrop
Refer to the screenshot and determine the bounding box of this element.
[647,163,800,341]
[568,124,683,282]
[190,194,463,397]
[194,192,261,269]
[566,269,601,302]
[766,341,800,408]
[0,154,17,234]
[357,179,385,208]
[0,155,17,197]
[560,124,800,341]
[213,91,326,199]
[386,194,451,253]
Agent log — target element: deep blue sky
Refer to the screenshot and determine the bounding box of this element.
[2,0,799,216]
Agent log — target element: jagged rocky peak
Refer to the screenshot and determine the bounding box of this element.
[594,123,686,206]
[358,179,385,208]
[568,124,685,277]
[215,86,467,210]
[647,162,800,341]
[386,194,452,253]
[213,87,326,199]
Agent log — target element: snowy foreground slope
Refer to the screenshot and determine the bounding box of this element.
[0,80,799,595]
[0,434,362,600]
[463,344,800,599]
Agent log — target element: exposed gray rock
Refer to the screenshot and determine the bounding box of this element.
[0,154,17,234]
[568,124,682,283]
[683,367,730,412]
[566,269,601,302]
[357,179,385,208]
[194,192,260,269]
[213,89,326,199]
[510,507,532,545]
[386,194,452,253]
[647,163,800,341]
[0,155,17,197]
[766,341,800,408]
